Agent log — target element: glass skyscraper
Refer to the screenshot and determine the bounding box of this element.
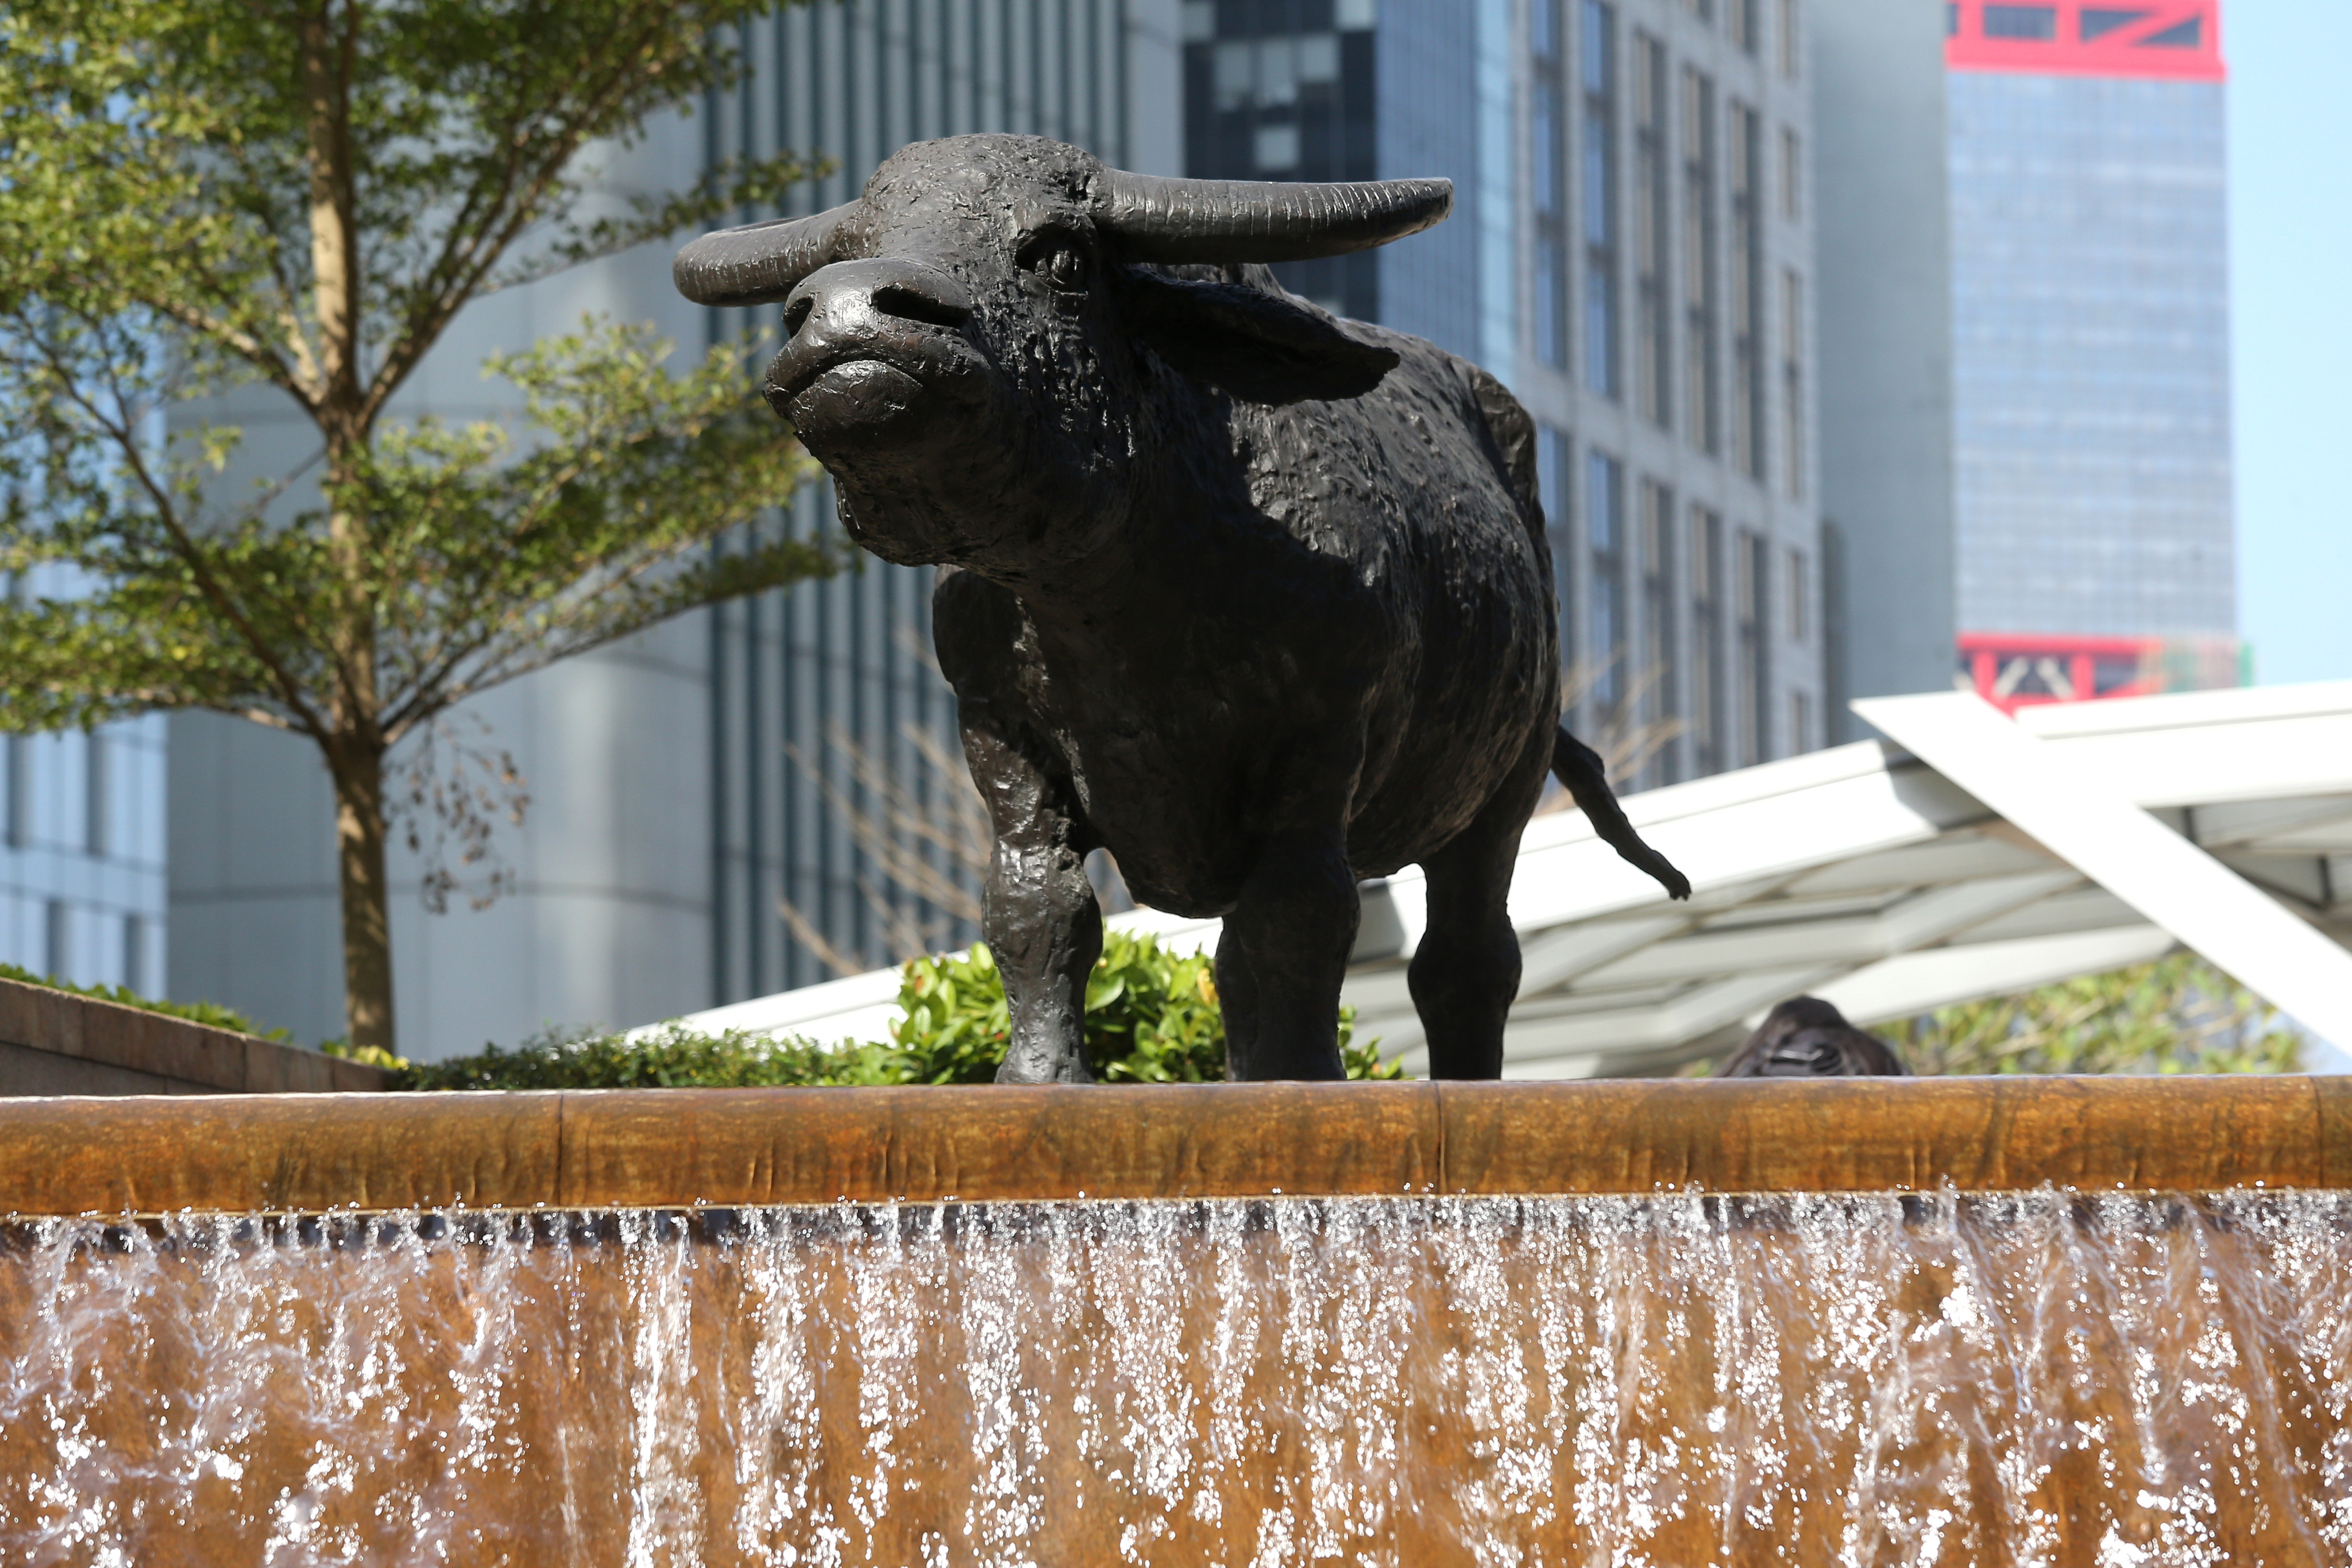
[1184,0,1825,786]
[1942,0,2236,700]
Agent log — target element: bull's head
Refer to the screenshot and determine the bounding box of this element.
[673,136,1449,578]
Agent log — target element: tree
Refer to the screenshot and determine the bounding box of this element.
[0,0,836,1052]
[1889,954,2304,1076]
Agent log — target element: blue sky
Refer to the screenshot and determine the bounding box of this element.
[2230,0,2352,685]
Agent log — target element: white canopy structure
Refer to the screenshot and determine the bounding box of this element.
[653,683,2352,1077]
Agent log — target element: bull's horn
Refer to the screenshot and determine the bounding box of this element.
[673,201,858,307]
[1094,171,1453,264]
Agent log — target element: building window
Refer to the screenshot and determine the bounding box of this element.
[1729,102,1764,484]
[1790,689,1813,754]
[83,731,106,857]
[1680,68,1718,455]
[1185,9,1379,319]
[1683,0,1715,24]
[1533,1,1571,369]
[123,913,148,997]
[1778,0,1801,77]
[45,898,69,982]
[1786,544,1810,639]
[1633,33,1671,429]
[1689,505,1724,776]
[1779,126,1801,221]
[1731,0,1759,52]
[1539,424,1575,667]
[1640,479,1679,785]
[1588,450,1627,713]
[1580,0,1620,399]
[1781,267,1805,500]
[1736,529,1771,765]
[2081,9,2145,40]
[4,735,24,848]
[1983,5,2057,40]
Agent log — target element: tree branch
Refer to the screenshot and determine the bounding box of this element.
[357,7,680,430]
[32,339,328,739]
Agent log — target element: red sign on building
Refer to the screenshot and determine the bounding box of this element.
[1945,1,2224,82]
[1959,632,2244,715]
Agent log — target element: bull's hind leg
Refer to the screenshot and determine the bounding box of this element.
[1408,739,1549,1079]
[1218,828,1358,1082]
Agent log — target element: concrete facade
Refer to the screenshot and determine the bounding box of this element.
[1806,0,1959,737]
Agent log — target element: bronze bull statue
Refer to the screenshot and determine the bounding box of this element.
[675,135,1688,1082]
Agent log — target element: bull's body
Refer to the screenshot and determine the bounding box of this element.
[677,135,1686,1081]
[940,314,1547,915]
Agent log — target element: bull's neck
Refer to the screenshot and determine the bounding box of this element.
[964,445,1207,636]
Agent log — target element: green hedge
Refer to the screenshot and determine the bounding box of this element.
[399,930,1401,1090]
[0,961,282,1038]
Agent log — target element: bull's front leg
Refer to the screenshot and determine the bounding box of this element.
[1218,826,1358,1081]
[961,719,1103,1083]
[934,567,1101,1083]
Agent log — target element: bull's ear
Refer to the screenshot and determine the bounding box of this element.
[1116,269,1400,405]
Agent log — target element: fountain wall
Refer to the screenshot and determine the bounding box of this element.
[5,1079,2351,1565]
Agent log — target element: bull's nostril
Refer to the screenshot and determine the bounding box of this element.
[872,283,970,330]
[783,296,814,337]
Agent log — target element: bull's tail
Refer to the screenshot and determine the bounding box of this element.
[1550,727,1693,901]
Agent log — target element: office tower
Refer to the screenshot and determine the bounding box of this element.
[1942,0,2236,709]
[1185,0,1826,785]
[169,3,1182,1053]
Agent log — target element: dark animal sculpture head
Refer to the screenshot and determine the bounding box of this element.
[1717,997,1909,1079]
[678,135,1690,1083]
[677,136,1436,579]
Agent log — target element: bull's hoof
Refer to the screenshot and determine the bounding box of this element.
[995,1039,1094,1085]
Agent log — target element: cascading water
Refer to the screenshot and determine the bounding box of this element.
[4,1189,2350,1566]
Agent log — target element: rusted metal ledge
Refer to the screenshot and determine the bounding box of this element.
[0,1076,2345,1216]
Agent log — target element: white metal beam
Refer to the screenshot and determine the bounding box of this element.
[1805,925,2180,1028]
[1856,691,2352,1049]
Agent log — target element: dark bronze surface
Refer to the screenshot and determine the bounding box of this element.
[1718,995,1910,1077]
[0,1077,2335,1216]
[676,135,1686,1085]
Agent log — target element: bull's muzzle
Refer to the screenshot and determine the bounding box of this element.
[763,257,989,437]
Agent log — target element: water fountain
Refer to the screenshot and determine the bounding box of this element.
[6,1077,2352,1563]
[7,141,2337,1565]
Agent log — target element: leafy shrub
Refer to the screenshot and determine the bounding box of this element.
[0,961,282,1038]
[1888,955,2303,1076]
[400,930,1403,1089]
[890,931,1397,1083]
[397,1025,909,1091]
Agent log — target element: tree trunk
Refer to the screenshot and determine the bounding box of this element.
[331,742,395,1053]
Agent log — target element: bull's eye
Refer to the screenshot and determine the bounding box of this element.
[1021,233,1090,294]
[1043,245,1086,290]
